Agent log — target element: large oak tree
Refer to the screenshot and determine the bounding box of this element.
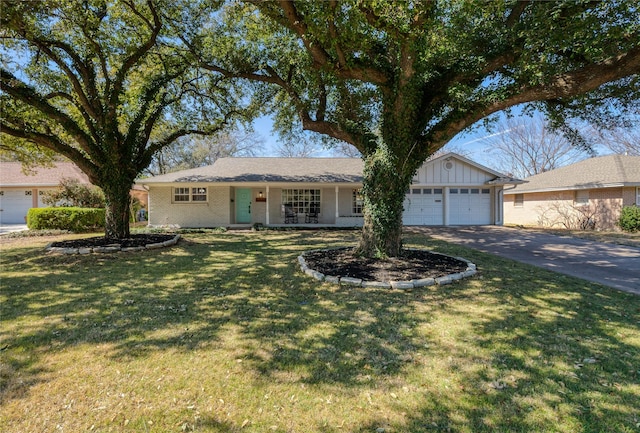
[195,0,640,257]
[0,0,246,238]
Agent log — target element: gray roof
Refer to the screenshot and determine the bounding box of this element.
[504,154,640,194]
[139,157,364,184]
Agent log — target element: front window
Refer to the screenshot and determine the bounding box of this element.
[352,189,364,215]
[192,187,207,202]
[514,194,524,207]
[173,187,207,203]
[575,190,589,206]
[636,187,639,205]
[281,189,320,214]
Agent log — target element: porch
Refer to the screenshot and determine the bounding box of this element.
[230,185,364,227]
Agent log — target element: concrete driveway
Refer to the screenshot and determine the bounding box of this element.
[413,226,640,295]
[0,224,28,235]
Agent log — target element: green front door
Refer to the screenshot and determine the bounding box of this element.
[236,188,252,223]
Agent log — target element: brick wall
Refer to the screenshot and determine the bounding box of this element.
[504,187,625,230]
[148,185,231,227]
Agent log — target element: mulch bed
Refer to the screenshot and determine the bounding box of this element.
[50,234,176,249]
[303,247,468,282]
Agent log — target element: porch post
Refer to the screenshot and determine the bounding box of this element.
[266,185,270,225]
[335,186,339,223]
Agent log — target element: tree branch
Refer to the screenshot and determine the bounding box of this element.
[109,0,162,114]
[0,122,97,177]
[266,1,388,85]
[505,1,530,28]
[429,46,640,148]
[1,69,97,157]
[30,38,99,119]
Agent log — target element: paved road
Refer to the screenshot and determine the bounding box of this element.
[414,226,640,295]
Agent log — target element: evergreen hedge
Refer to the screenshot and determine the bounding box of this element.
[27,207,105,232]
[618,205,640,232]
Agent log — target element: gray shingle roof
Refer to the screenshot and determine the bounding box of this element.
[139,157,364,184]
[0,162,91,187]
[504,154,640,194]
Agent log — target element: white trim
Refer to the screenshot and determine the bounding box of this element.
[503,183,634,195]
[172,186,208,203]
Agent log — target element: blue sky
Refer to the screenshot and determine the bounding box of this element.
[251,115,506,169]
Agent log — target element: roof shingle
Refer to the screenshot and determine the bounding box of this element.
[504,154,640,194]
[139,157,365,184]
[0,162,91,187]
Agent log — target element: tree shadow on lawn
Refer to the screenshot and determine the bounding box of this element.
[2,231,639,432]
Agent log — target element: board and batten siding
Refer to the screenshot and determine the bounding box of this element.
[415,158,496,185]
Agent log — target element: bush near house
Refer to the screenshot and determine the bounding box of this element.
[27,207,105,232]
[619,205,640,232]
[41,178,105,208]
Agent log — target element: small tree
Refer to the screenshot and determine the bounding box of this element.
[619,205,640,232]
[42,178,105,208]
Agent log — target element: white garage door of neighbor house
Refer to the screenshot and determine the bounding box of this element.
[0,190,33,224]
[449,188,491,225]
[403,188,444,225]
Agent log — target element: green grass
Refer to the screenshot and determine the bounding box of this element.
[1,230,639,432]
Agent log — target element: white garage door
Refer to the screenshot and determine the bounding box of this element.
[449,188,491,225]
[0,190,33,224]
[403,188,443,225]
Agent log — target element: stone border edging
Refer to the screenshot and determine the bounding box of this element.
[298,247,477,289]
[46,234,181,255]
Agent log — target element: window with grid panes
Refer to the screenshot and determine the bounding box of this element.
[352,189,363,214]
[281,189,320,214]
[174,187,190,202]
[191,187,207,202]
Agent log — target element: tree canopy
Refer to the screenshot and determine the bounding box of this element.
[192,0,640,256]
[0,0,249,238]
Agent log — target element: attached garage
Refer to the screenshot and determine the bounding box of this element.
[0,189,34,224]
[403,188,444,225]
[449,188,492,225]
[401,154,519,226]
[0,162,93,225]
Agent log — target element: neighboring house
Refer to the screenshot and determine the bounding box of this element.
[138,153,520,228]
[504,154,640,230]
[0,162,149,224]
[0,162,91,224]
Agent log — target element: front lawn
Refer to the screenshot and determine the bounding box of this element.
[1,230,638,432]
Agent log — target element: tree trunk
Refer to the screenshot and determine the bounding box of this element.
[356,148,414,258]
[102,178,133,239]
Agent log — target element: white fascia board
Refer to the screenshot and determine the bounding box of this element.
[503,183,628,195]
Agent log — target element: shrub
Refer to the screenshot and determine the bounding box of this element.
[27,207,105,232]
[41,178,105,208]
[618,205,640,232]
